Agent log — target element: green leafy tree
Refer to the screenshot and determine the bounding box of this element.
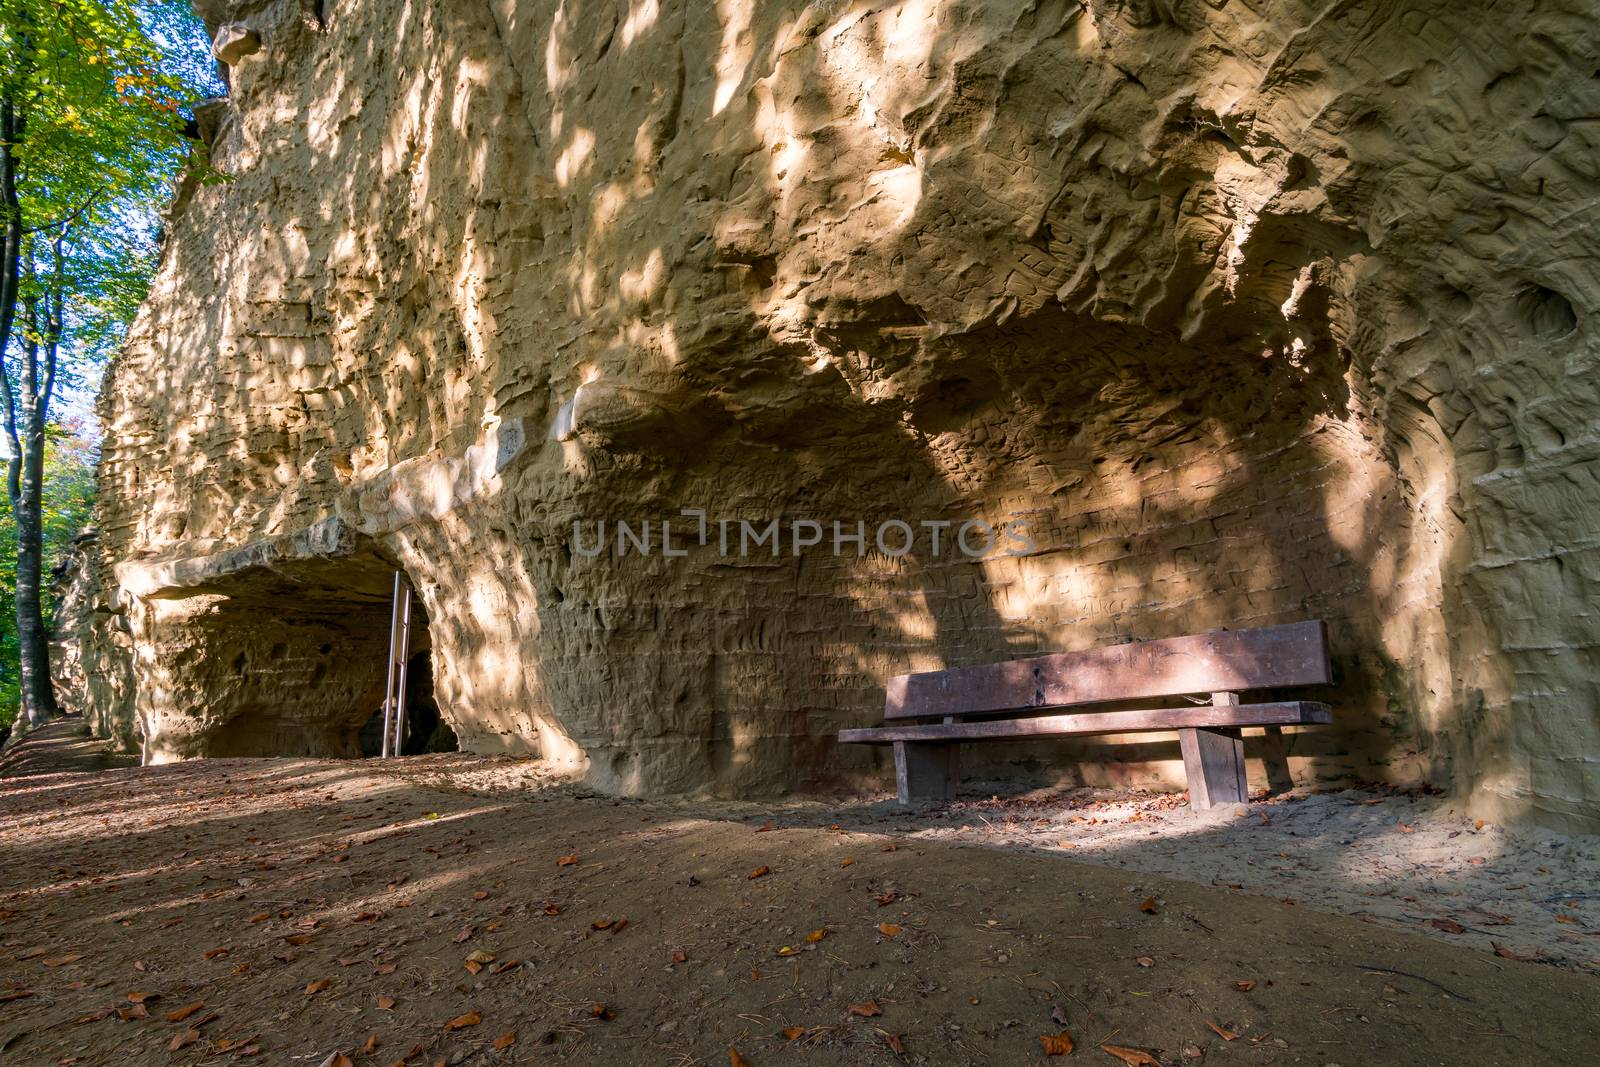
[1,0,209,727]
[0,417,95,729]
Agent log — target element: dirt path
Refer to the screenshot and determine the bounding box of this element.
[0,719,138,778]
[724,786,1600,974]
[2,729,1597,1066]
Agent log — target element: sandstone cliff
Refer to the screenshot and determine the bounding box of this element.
[66,0,1600,828]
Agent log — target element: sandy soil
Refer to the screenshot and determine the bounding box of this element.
[727,787,1600,975]
[2,722,1598,1066]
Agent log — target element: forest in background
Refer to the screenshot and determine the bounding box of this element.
[0,1,218,731]
[0,420,93,724]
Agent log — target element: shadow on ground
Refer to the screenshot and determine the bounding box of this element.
[2,732,1597,1066]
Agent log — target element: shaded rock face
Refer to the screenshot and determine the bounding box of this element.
[51,532,138,752]
[73,0,1600,827]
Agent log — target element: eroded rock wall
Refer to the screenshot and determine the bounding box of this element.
[72,0,1600,828]
[51,531,138,751]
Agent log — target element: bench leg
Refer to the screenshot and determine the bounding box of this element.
[1179,727,1247,811]
[894,742,958,806]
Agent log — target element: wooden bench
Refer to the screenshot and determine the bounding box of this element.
[839,621,1332,810]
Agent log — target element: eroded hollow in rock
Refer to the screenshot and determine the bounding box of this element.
[148,547,444,760]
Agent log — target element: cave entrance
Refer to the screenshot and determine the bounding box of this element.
[357,580,456,757]
[184,537,452,759]
[356,647,456,755]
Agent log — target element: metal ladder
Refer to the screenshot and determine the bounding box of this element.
[379,571,413,758]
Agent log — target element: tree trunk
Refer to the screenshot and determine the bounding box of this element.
[9,249,63,729]
[13,415,55,727]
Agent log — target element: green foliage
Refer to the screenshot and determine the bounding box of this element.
[3,0,205,360]
[0,418,95,725]
[0,1,219,725]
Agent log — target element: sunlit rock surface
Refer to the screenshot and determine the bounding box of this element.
[66,0,1600,828]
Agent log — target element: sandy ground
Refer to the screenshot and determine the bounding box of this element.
[2,721,1598,1066]
[731,788,1600,975]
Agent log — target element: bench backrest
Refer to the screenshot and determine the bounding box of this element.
[885,621,1330,720]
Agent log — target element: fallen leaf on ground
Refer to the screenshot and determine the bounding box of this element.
[493,1032,516,1050]
[881,1030,905,1053]
[444,1009,481,1031]
[841,858,854,868]
[805,928,827,943]
[1556,915,1578,925]
[1234,980,1255,992]
[317,1054,352,1067]
[377,996,396,1010]
[671,949,688,963]
[543,903,561,915]
[781,1027,805,1041]
[1101,1045,1159,1065]
[168,1029,200,1051]
[1134,956,1154,967]
[556,854,577,867]
[1397,821,1416,833]
[877,923,902,937]
[748,866,770,879]
[42,954,83,966]
[1138,897,1158,914]
[1207,1020,1240,1040]
[591,1002,615,1020]
[849,1000,882,1017]
[363,1034,378,1053]
[775,945,799,957]
[115,1004,148,1020]
[245,912,270,924]
[1039,1031,1073,1055]
[729,1048,750,1067]
[1427,918,1465,934]
[125,991,159,1003]
[305,979,333,995]
[1492,942,1540,962]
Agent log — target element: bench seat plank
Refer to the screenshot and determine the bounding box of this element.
[886,621,1329,720]
[839,701,1330,745]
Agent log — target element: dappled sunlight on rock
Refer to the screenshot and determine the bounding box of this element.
[50,0,1600,832]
